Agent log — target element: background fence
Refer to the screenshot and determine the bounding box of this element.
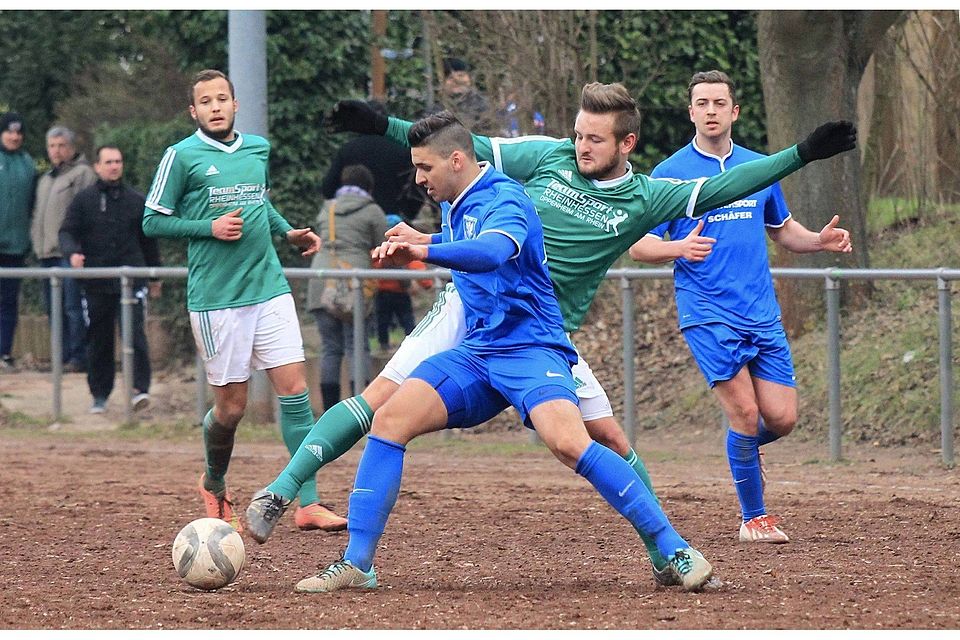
[1,265,957,466]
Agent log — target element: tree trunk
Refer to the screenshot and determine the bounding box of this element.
[757,10,901,334]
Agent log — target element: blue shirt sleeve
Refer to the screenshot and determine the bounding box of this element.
[426,233,517,273]
[764,182,791,227]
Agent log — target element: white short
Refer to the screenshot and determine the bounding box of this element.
[190,293,305,387]
[381,283,614,421]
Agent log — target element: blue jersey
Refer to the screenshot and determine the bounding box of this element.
[649,140,791,330]
[438,163,575,362]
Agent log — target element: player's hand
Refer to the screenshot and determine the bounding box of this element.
[326,99,389,135]
[818,215,852,253]
[797,120,857,163]
[385,221,431,245]
[676,219,716,262]
[211,208,243,241]
[371,240,427,268]
[69,253,85,269]
[287,228,322,257]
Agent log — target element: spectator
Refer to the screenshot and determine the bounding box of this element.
[440,57,494,134]
[373,214,432,354]
[31,125,95,372]
[307,165,387,410]
[321,100,427,221]
[0,112,35,372]
[60,145,161,413]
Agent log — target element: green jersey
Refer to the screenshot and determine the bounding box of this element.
[143,130,293,312]
[386,118,804,331]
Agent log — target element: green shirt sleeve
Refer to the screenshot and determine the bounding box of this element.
[386,117,563,183]
[645,145,805,222]
[142,212,212,239]
[142,146,213,239]
[476,136,566,182]
[265,197,293,236]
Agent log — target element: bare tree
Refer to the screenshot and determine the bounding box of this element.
[431,10,593,138]
[757,10,903,333]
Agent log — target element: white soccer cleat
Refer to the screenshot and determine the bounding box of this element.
[295,558,378,593]
[739,514,790,544]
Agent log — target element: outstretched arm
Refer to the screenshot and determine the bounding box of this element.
[767,215,852,254]
[629,220,716,264]
[373,233,516,273]
[648,122,857,226]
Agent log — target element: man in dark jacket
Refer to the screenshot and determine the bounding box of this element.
[320,101,427,220]
[60,145,161,413]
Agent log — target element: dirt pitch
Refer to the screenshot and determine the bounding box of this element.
[1,373,959,630]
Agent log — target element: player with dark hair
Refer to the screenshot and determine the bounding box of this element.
[143,69,348,534]
[285,110,714,592]
[629,70,853,544]
[246,81,856,587]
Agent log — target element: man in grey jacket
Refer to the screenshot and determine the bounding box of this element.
[31,126,95,372]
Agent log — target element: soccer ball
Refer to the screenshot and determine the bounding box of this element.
[172,517,245,590]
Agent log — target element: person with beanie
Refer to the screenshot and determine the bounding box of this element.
[0,112,36,371]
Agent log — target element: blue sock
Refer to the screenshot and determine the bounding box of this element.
[576,441,688,560]
[726,429,765,521]
[344,435,406,572]
[756,417,781,446]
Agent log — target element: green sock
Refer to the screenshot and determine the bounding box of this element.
[202,409,235,495]
[624,447,669,571]
[268,395,373,501]
[278,390,320,506]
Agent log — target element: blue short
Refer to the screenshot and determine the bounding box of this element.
[681,322,796,388]
[409,344,579,429]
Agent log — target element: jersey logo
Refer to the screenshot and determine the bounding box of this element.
[463,215,478,239]
[545,370,565,378]
[604,209,628,236]
[205,164,220,176]
[559,169,573,181]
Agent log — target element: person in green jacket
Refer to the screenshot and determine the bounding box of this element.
[0,112,35,371]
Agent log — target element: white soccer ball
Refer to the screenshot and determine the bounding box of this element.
[172,517,245,590]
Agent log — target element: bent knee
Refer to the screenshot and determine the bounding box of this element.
[764,410,798,436]
[215,406,245,429]
[370,403,414,442]
[584,418,629,456]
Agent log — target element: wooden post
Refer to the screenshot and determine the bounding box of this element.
[371,10,387,100]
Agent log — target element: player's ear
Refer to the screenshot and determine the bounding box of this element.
[620,132,638,155]
[189,105,198,122]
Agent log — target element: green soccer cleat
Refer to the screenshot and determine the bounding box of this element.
[668,547,714,592]
[295,558,379,593]
[245,488,292,544]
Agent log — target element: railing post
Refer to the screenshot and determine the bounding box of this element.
[826,274,842,462]
[621,277,636,446]
[121,274,135,424]
[352,276,365,396]
[938,274,954,467]
[50,274,63,421]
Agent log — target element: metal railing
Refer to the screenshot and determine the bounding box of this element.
[1,265,957,466]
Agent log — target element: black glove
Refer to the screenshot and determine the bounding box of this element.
[326,100,389,136]
[796,120,857,163]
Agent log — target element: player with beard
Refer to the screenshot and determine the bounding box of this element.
[142,69,348,535]
[246,81,855,588]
